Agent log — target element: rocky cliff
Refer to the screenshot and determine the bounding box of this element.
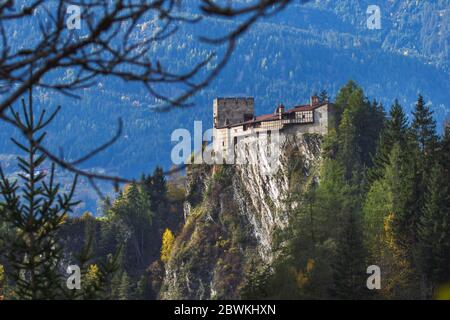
[159,132,323,299]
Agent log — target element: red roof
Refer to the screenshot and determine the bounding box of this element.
[285,104,320,112]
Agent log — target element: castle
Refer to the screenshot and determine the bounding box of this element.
[212,95,334,158]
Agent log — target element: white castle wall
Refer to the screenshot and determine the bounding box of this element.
[213,103,330,159]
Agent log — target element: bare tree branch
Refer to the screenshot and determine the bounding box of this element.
[0,0,305,185]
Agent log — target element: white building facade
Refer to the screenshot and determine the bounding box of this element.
[212,95,334,162]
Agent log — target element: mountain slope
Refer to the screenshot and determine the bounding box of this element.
[0,1,448,214]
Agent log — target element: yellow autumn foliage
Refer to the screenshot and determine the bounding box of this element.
[86,264,100,286]
[380,212,415,298]
[306,258,315,273]
[161,228,175,263]
[0,264,5,300]
[0,264,4,284]
[435,283,450,300]
[296,259,315,288]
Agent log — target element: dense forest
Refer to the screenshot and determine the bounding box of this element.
[240,81,450,299]
[1,80,448,300]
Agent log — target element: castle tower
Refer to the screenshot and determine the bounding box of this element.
[213,97,254,129]
[212,97,254,162]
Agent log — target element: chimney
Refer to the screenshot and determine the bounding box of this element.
[275,104,285,119]
[310,95,319,106]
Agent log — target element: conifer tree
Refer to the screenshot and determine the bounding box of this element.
[142,166,167,212]
[0,96,79,299]
[417,128,450,294]
[331,213,367,299]
[118,271,131,300]
[109,183,153,270]
[412,95,438,156]
[0,91,121,300]
[240,262,272,299]
[334,81,384,182]
[389,100,409,143]
[409,94,438,245]
[319,90,328,103]
[338,108,360,181]
[136,274,150,300]
[383,143,418,250]
[363,144,419,298]
[369,100,408,182]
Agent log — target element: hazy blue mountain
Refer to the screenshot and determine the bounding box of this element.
[0,1,448,206]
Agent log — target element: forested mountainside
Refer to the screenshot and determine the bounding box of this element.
[1,80,449,299]
[0,1,449,303]
[0,0,448,184]
[3,79,448,300]
[158,81,450,300]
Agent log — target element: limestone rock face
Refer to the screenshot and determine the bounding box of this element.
[160,132,322,300]
[233,130,322,261]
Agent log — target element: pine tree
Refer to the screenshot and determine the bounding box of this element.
[142,166,167,212]
[412,95,438,156]
[0,96,79,299]
[109,183,153,270]
[136,274,149,299]
[383,142,418,250]
[369,100,408,182]
[389,100,409,143]
[409,94,438,246]
[0,90,121,300]
[334,81,384,182]
[240,262,272,299]
[417,129,450,295]
[363,143,419,298]
[338,108,361,181]
[319,89,328,103]
[118,271,131,300]
[331,213,367,299]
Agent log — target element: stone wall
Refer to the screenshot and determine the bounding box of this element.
[213,97,254,128]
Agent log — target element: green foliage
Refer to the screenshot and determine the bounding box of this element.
[261,81,447,300]
[107,182,153,272]
[330,213,367,299]
[118,272,131,300]
[369,100,408,183]
[266,157,359,299]
[0,97,79,299]
[240,262,272,299]
[136,274,150,300]
[0,93,122,300]
[417,138,450,292]
[330,80,385,183]
[78,249,123,300]
[412,95,438,155]
[142,166,167,212]
[80,164,182,300]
